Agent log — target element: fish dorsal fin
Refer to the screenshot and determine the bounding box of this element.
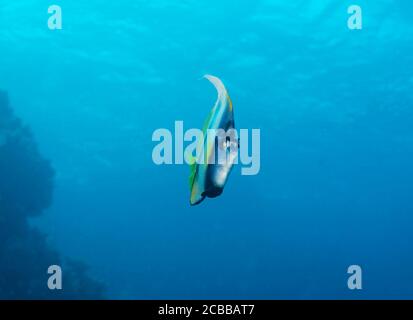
[204,74,228,106]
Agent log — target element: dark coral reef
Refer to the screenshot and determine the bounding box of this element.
[0,89,104,299]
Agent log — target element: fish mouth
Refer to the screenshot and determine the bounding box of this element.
[202,186,223,199]
[190,185,223,206]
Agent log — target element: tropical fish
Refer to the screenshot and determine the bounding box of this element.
[189,75,238,206]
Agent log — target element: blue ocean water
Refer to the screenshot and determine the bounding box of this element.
[1,0,413,299]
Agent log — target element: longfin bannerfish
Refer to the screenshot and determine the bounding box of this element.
[189,75,238,206]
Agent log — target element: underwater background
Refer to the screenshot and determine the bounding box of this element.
[0,0,413,299]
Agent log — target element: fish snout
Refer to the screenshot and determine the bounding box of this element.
[203,185,224,199]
